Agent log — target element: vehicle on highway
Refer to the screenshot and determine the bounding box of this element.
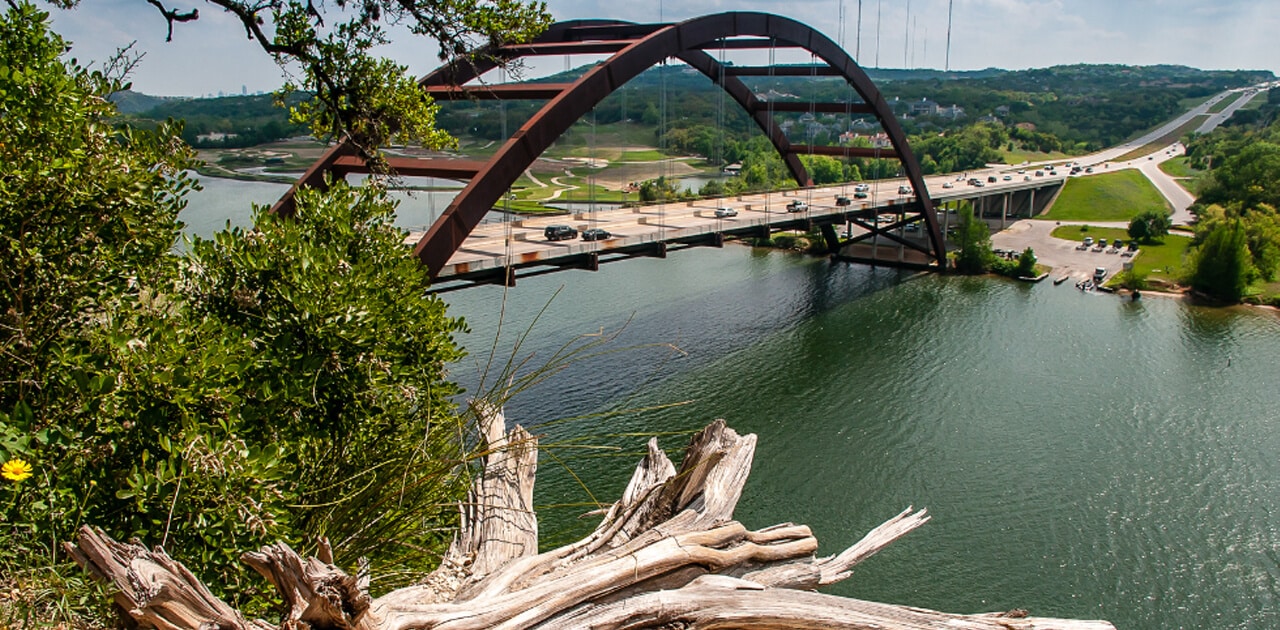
[1003,175,1012,181]
[854,191,869,199]
[1085,167,1094,173]
[835,196,852,206]
[581,227,611,241]
[854,183,871,192]
[1035,170,1044,177]
[545,225,578,241]
[942,182,954,188]
[714,207,738,218]
[1024,175,1032,181]
[898,185,912,195]
[968,178,981,186]
[786,200,808,212]
[905,222,920,232]
[987,175,997,183]
[973,180,985,187]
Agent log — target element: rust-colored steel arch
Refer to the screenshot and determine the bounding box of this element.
[273,12,945,278]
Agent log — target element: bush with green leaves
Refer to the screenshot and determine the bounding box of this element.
[952,206,994,274]
[2,5,475,617]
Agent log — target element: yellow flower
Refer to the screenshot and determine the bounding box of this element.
[2,458,33,482]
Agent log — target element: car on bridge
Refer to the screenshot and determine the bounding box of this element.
[987,175,997,183]
[835,196,852,206]
[544,225,578,241]
[854,183,871,193]
[581,228,611,241]
[714,207,738,217]
[854,191,869,199]
[898,185,912,195]
[786,200,808,212]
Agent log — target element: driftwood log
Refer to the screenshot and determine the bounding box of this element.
[66,413,1116,629]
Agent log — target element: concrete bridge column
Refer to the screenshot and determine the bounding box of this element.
[1001,193,1009,230]
[1029,188,1036,218]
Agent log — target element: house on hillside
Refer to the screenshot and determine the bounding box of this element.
[909,98,940,117]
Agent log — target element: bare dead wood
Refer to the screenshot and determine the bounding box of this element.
[68,418,1116,630]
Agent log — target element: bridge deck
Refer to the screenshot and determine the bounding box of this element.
[416,171,1066,287]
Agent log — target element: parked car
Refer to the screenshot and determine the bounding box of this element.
[786,200,808,212]
[1083,236,1094,247]
[581,227,611,241]
[1094,267,1107,282]
[544,225,578,241]
[714,206,738,217]
[834,196,852,207]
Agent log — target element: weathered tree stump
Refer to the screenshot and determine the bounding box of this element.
[66,413,1115,629]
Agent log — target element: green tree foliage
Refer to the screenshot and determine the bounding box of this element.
[953,205,994,274]
[1127,209,1171,243]
[1,1,198,460]
[66,0,551,158]
[1187,116,1280,288]
[1016,247,1038,277]
[1190,219,1254,302]
[1,5,474,614]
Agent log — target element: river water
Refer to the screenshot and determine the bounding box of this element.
[183,179,1280,629]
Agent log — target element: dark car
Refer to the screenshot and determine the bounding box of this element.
[544,225,578,241]
[835,196,852,206]
[854,191,869,199]
[581,228,611,241]
[987,175,997,183]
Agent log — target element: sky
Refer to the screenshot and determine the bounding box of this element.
[45,0,1280,97]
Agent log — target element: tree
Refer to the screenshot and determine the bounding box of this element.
[50,0,551,160]
[953,205,994,274]
[1,4,475,615]
[1016,247,1038,277]
[1190,219,1254,302]
[1127,210,1171,243]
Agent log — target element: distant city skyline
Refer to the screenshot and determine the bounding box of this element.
[46,0,1280,97]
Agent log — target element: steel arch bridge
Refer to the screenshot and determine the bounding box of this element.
[273,12,947,280]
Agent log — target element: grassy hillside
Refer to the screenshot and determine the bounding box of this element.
[1038,170,1170,222]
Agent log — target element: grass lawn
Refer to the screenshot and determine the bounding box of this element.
[1050,225,1193,284]
[1038,170,1170,222]
[1158,156,1200,178]
[619,149,667,162]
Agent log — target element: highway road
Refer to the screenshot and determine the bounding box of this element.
[421,83,1270,285]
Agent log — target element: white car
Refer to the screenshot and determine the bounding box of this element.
[942,182,954,189]
[714,207,738,218]
[853,183,871,193]
[898,185,912,195]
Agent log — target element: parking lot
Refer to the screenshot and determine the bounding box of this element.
[991,220,1134,281]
